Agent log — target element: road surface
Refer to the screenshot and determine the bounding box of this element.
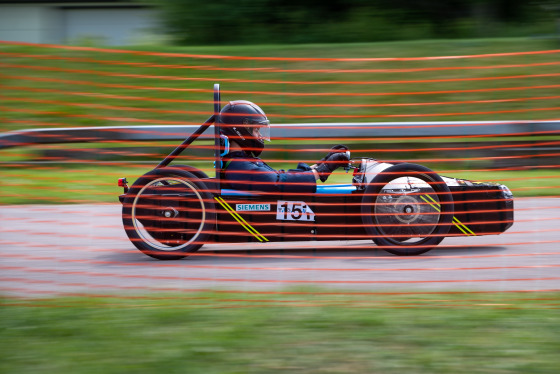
[1,198,559,297]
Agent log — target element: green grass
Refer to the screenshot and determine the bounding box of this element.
[0,163,557,204]
[1,37,559,133]
[0,138,558,204]
[1,38,558,203]
[2,291,560,373]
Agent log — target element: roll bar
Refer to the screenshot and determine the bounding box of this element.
[156,84,222,186]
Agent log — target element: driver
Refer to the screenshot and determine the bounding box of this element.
[218,100,349,194]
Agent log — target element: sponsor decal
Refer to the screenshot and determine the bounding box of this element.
[236,203,271,212]
[276,200,315,222]
[215,197,268,242]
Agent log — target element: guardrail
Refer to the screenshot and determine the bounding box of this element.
[1,120,559,149]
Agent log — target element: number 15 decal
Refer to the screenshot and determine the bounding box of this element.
[276,201,315,221]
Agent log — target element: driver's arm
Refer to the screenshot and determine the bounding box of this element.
[311,145,350,182]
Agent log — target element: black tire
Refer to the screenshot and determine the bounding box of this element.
[361,163,454,256]
[122,168,216,260]
[171,165,209,180]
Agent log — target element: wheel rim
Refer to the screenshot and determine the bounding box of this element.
[131,177,206,251]
[374,176,440,245]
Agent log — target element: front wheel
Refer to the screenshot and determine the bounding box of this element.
[361,163,454,256]
[122,168,216,260]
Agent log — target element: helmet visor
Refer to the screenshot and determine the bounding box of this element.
[250,119,271,142]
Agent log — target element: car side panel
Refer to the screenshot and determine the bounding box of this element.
[212,192,367,243]
[448,185,514,236]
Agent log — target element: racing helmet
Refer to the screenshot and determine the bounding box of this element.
[218,100,270,157]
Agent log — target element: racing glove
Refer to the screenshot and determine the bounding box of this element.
[314,151,350,182]
[319,144,349,162]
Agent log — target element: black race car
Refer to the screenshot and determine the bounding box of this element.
[118,85,514,260]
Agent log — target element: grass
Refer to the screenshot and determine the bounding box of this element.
[2,291,560,373]
[1,37,559,133]
[1,38,559,203]
[0,162,558,204]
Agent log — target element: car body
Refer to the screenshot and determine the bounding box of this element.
[118,85,514,260]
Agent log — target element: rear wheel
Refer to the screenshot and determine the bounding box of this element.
[361,163,454,256]
[122,168,215,260]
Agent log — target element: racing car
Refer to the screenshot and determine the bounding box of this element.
[118,84,514,260]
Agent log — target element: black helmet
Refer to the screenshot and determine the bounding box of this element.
[218,100,270,157]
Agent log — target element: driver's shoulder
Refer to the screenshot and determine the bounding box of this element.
[224,152,267,169]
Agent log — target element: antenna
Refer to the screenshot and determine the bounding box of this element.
[214,83,221,115]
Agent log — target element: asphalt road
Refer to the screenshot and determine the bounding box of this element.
[1,198,559,297]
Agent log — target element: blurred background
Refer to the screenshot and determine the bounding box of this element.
[1,0,559,46]
[1,0,559,204]
[2,1,560,373]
